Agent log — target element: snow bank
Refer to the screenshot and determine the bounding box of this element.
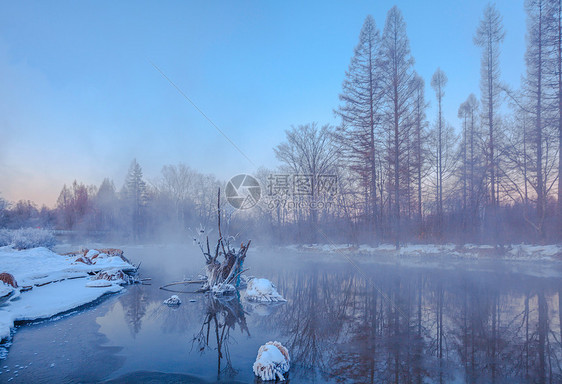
[289,243,562,261]
[0,246,133,287]
[0,246,134,344]
[253,341,290,381]
[245,278,286,303]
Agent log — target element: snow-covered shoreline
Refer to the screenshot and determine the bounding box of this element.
[280,242,562,262]
[0,246,135,346]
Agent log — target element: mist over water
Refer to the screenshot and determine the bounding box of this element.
[2,245,560,383]
[2,1,562,383]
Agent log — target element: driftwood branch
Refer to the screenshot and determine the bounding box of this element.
[195,189,251,293]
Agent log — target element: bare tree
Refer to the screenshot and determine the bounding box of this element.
[336,15,384,233]
[458,94,482,233]
[431,68,448,235]
[160,163,196,225]
[411,74,429,234]
[274,123,339,241]
[380,6,416,248]
[474,3,505,209]
[523,0,560,238]
[554,0,562,221]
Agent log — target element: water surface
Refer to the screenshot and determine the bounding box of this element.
[2,244,561,383]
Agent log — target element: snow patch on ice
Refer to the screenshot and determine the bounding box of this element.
[85,280,114,288]
[163,295,181,306]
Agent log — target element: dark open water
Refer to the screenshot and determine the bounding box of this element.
[1,244,561,383]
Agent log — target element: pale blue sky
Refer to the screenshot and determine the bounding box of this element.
[0,1,525,206]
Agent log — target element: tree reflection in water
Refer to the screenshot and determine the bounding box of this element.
[193,293,249,381]
[269,265,562,383]
[119,284,148,337]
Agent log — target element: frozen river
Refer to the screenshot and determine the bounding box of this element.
[2,244,561,383]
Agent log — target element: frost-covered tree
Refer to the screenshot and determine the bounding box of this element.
[0,194,8,227]
[55,181,95,230]
[56,184,74,229]
[336,15,384,231]
[8,200,39,229]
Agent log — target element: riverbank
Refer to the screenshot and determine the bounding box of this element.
[282,242,562,261]
[0,246,135,347]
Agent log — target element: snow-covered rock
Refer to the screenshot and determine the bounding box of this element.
[85,249,100,259]
[163,295,181,306]
[0,273,17,288]
[253,341,290,381]
[245,278,286,303]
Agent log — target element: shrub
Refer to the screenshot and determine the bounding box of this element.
[0,229,10,247]
[0,228,57,250]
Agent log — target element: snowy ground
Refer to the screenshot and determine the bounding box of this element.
[0,246,134,345]
[283,242,562,262]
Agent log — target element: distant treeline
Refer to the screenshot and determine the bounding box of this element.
[0,160,222,242]
[2,3,562,245]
